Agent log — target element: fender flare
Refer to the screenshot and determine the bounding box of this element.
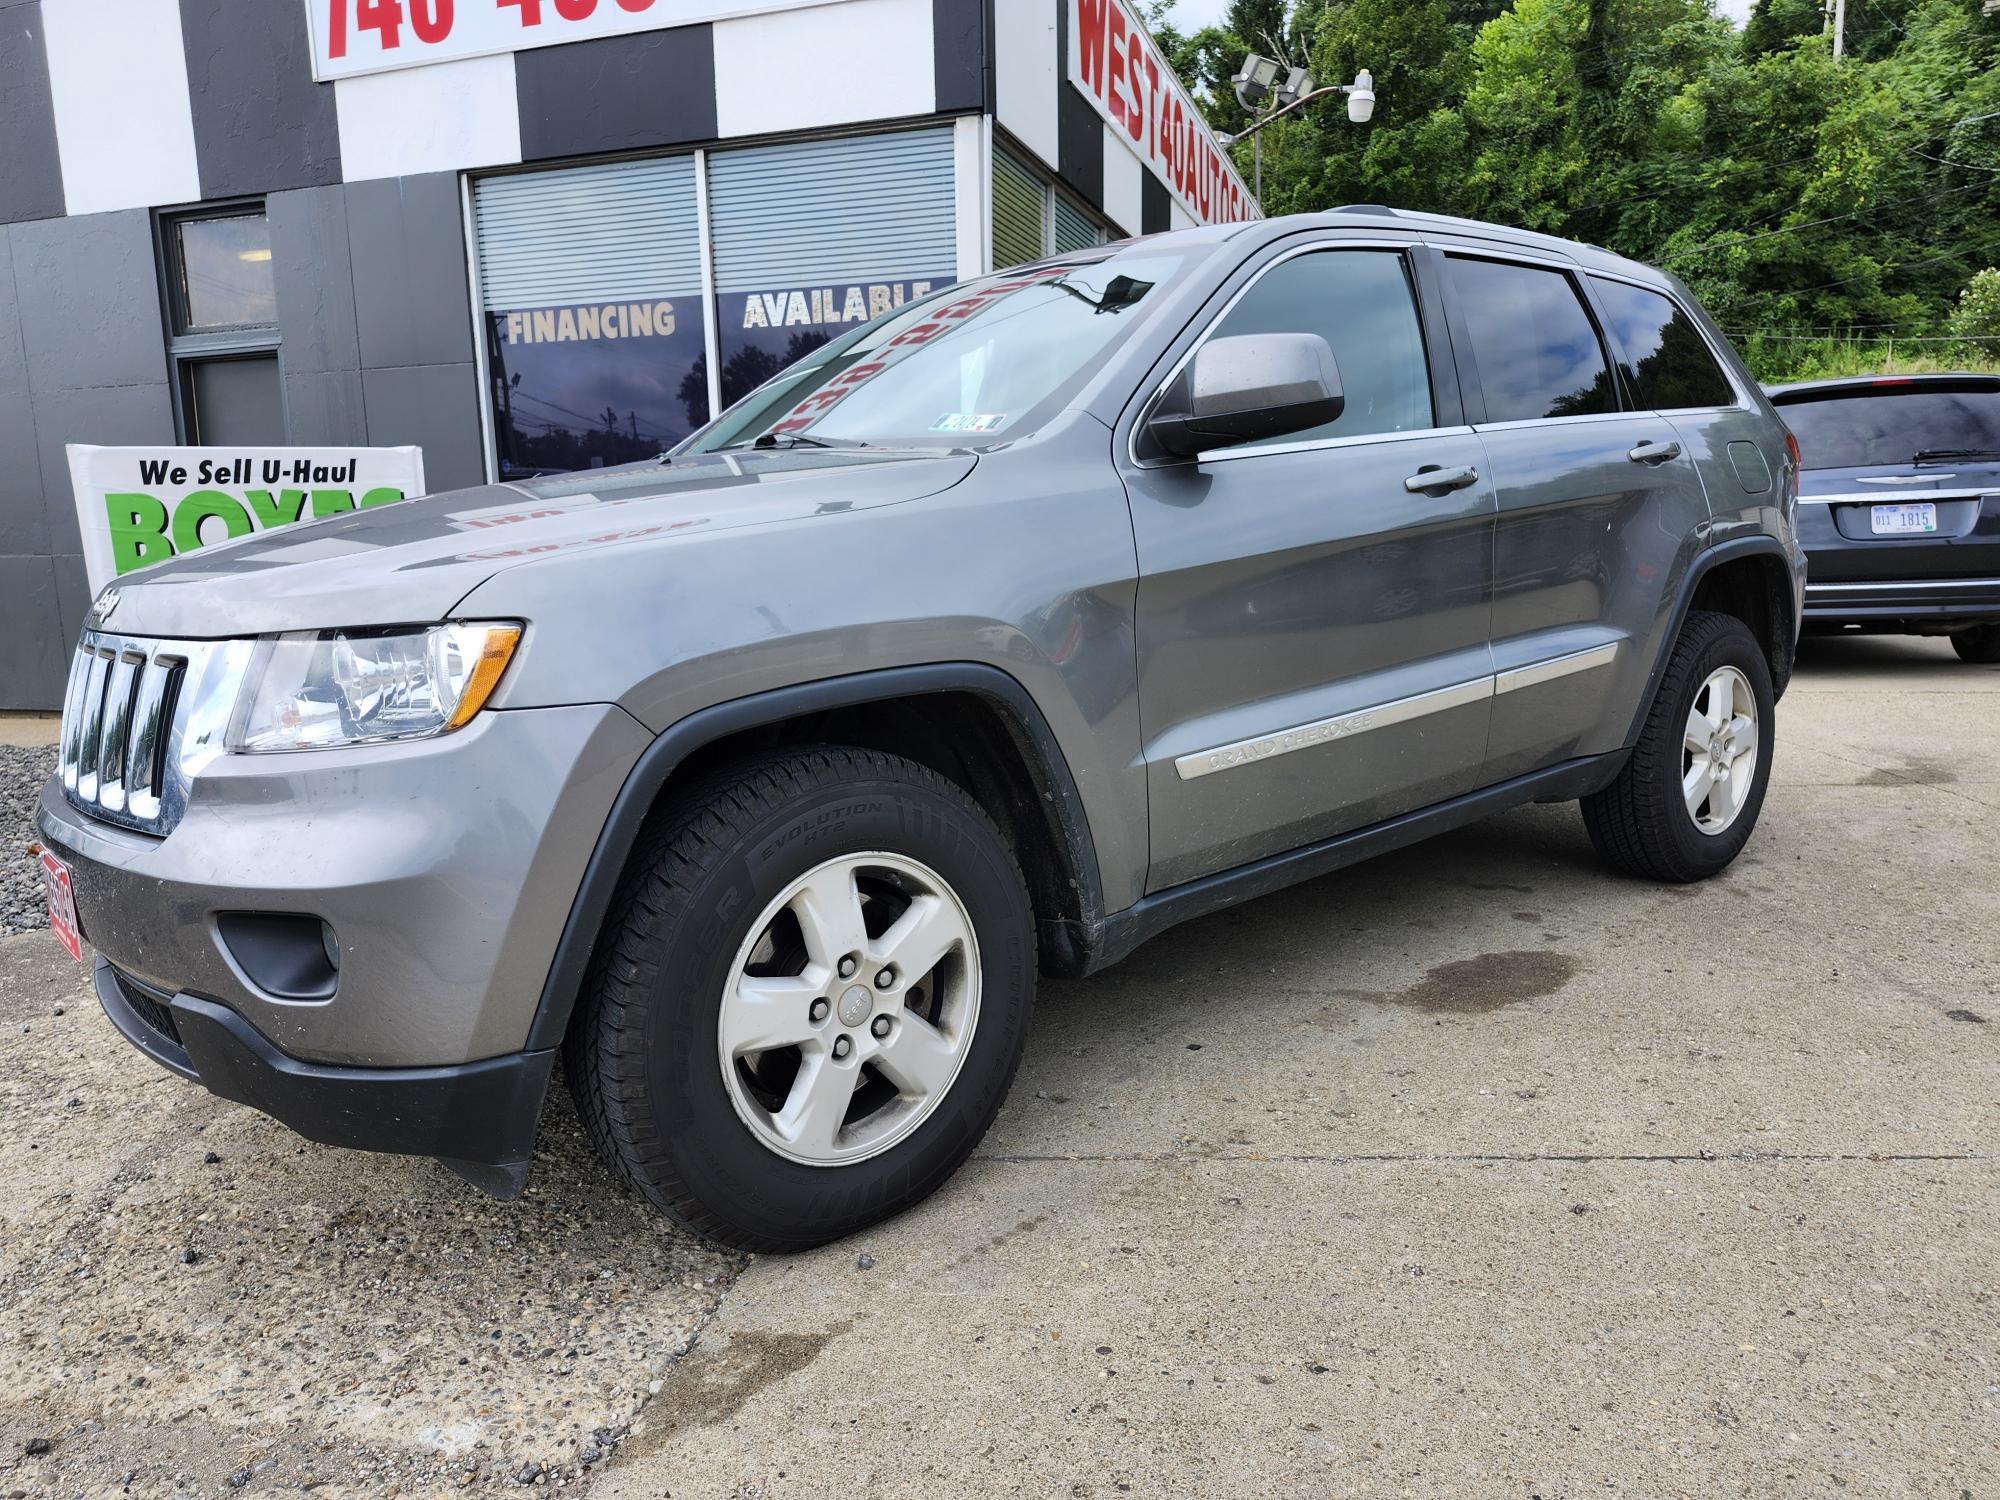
[1624,534,1798,748]
[523,662,1105,1052]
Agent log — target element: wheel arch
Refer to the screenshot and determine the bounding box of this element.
[523,664,1107,1053]
[1625,537,1798,749]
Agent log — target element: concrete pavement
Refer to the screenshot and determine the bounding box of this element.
[599,634,1999,1498]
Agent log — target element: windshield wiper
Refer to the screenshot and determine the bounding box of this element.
[1912,447,2000,464]
[719,432,870,452]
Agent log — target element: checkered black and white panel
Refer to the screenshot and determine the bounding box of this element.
[0,0,987,225]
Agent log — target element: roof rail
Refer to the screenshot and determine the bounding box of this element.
[1332,204,1399,216]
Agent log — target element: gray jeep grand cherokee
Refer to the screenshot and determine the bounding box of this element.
[38,209,1804,1251]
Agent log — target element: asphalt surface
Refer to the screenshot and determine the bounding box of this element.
[1,634,1994,1497]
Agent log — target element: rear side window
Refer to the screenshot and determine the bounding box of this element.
[1448,257,1616,423]
[1208,249,1434,445]
[1775,385,2000,469]
[1590,278,1735,409]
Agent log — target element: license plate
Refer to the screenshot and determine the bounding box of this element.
[1871,502,1937,535]
[39,848,84,964]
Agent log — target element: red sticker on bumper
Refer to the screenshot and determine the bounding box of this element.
[39,849,83,964]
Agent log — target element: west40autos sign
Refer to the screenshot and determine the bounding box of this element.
[1068,0,1257,227]
[305,0,819,80]
[67,446,427,594]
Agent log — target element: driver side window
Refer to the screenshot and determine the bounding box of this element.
[1209,249,1435,447]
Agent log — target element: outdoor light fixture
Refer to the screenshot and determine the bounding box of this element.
[1231,53,1283,109]
[1345,69,1376,124]
[1226,61,1378,208]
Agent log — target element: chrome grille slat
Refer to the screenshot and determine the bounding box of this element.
[57,631,231,839]
[59,651,91,791]
[74,650,112,801]
[125,656,174,814]
[97,654,140,814]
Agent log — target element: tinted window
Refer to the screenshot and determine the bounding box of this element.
[1590,278,1734,409]
[1776,386,2000,469]
[1449,257,1616,423]
[1208,249,1433,445]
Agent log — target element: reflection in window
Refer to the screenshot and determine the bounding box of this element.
[1589,277,1735,410]
[1209,250,1433,444]
[174,214,277,331]
[1449,258,1616,423]
[485,298,709,477]
[689,252,1184,453]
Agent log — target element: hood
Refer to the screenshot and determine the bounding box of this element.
[97,448,976,640]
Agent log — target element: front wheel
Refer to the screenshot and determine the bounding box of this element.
[1951,624,2000,664]
[1580,611,1775,882]
[564,747,1035,1252]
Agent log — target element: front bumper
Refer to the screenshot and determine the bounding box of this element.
[37,702,648,1066]
[95,958,553,1195]
[37,699,652,1192]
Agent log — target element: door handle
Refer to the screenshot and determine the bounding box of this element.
[1404,464,1480,494]
[1628,440,1683,465]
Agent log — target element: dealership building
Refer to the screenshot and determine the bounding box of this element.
[0,0,1252,709]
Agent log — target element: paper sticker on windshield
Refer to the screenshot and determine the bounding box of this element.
[931,413,1008,433]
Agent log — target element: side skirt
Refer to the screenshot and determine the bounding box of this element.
[1075,751,1628,976]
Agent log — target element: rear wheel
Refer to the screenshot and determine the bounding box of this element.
[1951,624,2000,664]
[1581,611,1775,882]
[564,746,1035,1253]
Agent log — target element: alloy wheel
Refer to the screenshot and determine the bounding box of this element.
[717,852,981,1166]
[1681,665,1759,835]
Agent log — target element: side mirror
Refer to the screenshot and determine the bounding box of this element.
[1146,333,1345,459]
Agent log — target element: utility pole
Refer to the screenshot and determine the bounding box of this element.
[1831,0,1846,57]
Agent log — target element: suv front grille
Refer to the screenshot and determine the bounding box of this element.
[58,632,212,836]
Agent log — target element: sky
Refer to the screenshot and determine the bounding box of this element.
[1163,0,1756,29]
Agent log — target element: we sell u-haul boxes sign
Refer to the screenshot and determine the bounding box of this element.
[68,445,427,593]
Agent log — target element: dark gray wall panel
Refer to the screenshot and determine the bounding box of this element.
[285,368,367,446]
[361,363,483,493]
[1056,90,1104,210]
[1142,172,1170,235]
[179,0,342,197]
[345,173,474,371]
[931,0,987,114]
[1051,0,1102,210]
[0,554,65,708]
[0,3,64,226]
[12,212,170,394]
[515,26,717,162]
[0,226,48,557]
[51,549,88,659]
[31,384,176,555]
[269,185,360,375]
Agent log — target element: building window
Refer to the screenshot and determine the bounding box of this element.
[992,142,1112,271]
[470,126,961,480]
[160,206,285,445]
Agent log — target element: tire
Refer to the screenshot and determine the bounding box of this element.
[1951,624,2000,664]
[564,746,1035,1252]
[1580,610,1775,883]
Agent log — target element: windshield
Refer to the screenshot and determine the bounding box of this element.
[682,250,1187,453]
[1778,384,2000,469]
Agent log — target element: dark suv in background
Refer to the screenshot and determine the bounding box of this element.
[1768,374,2000,662]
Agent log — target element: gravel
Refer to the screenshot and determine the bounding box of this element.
[3,744,57,936]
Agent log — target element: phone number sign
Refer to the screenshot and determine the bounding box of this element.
[304,0,817,81]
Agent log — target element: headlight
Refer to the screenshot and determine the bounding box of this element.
[228,622,522,753]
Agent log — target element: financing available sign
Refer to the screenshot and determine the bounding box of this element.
[1067,0,1258,227]
[67,445,427,594]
